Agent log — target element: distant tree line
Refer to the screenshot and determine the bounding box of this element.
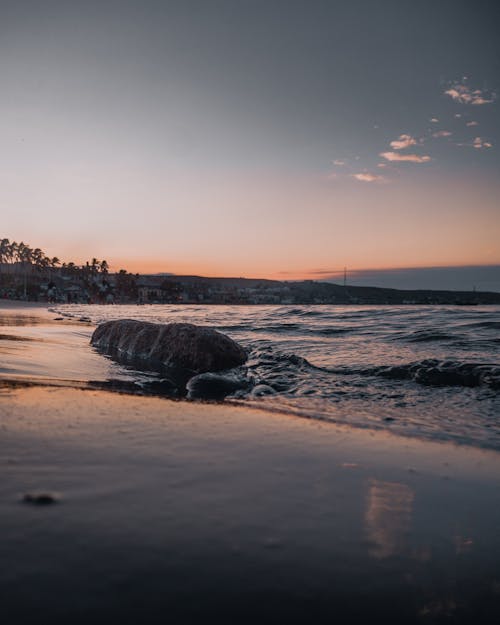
[0,237,60,273]
[0,237,137,301]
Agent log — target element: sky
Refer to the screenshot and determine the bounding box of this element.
[1,0,499,289]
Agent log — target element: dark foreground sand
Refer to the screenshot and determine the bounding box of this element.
[1,384,500,624]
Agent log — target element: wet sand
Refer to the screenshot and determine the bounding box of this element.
[1,301,500,623]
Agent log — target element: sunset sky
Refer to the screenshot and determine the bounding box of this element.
[1,0,499,289]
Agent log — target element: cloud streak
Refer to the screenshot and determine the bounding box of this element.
[352,172,385,183]
[432,130,452,138]
[380,152,431,163]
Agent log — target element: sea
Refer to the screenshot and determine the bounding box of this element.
[29,303,496,451]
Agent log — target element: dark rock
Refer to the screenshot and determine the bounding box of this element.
[22,492,60,505]
[142,379,181,396]
[186,372,250,399]
[250,384,276,397]
[91,320,247,376]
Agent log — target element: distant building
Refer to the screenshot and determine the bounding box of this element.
[137,280,165,303]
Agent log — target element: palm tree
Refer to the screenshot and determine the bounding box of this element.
[17,242,33,298]
[90,258,99,278]
[32,248,45,273]
[0,238,10,264]
[8,240,18,265]
[0,238,10,283]
[8,241,15,265]
[99,259,109,276]
[65,262,77,278]
[39,255,51,273]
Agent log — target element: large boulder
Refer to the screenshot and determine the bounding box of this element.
[91,319,247,375]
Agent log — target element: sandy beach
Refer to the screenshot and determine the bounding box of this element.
[1,301,500,624]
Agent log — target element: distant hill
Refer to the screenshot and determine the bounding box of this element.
[140,274,500,305]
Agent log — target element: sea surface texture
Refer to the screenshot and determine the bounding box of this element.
[45,304,500,451]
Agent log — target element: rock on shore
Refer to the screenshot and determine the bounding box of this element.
[91,319,247,375]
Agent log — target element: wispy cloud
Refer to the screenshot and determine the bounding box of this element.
[444,83,495,105]
[352,172,385,183]
[380,152,431,163]
[389,134,417,150]
[333,159,345,166]
[430,118,439,123]
[432,130,452,138]
[466,121,478,127]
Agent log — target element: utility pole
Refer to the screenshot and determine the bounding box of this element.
[343,266,347,287]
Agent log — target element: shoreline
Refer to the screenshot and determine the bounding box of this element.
[1,298,500,451]
[1,299,500,622]
[0,298,50,308]
[3,296,500,307]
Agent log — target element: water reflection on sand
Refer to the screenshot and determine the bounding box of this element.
[365,479,414,559]
[0,313,46,326]
[0,309,131,383]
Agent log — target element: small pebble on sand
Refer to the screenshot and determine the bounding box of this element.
[22,492,60,505]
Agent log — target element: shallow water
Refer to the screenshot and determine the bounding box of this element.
[1,304,499,449]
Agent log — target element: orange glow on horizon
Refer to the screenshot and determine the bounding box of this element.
[104,257,500,281]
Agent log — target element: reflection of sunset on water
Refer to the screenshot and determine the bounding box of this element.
[453,526,474,555]
[365,479,414,559]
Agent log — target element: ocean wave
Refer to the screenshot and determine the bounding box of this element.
[460,321,500,330]
[397,330,458,343]
[244,346,500,392]
[311,327,354,336]
[274,307,325,317]
[373,359,500,389]
[45,303,500,451]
